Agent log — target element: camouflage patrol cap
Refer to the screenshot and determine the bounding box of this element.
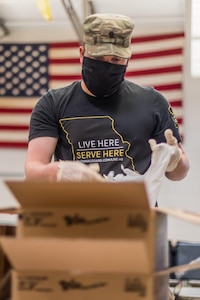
[83,13,134,59]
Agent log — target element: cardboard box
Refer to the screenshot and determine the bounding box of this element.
[4,181,200,239]
[2,180,200,300]
[0,237,173,300]
[0,225,15,283]
[3,181,169,273]
[3,181,200,269]
[4,181,151,237]
[1,237,200,300]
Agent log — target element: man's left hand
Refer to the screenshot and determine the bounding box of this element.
[164,129,182,172]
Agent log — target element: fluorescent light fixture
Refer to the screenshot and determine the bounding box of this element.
[35,0,52,21]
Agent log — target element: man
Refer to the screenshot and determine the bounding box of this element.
[25,13,189,183]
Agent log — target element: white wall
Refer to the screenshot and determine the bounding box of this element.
[159,0,200,242]
[1,2,200,242]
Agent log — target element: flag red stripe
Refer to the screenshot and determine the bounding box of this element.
[170,100,182,107]
[131,32,184,43]
[49,74,82,80]
[49,58,80,64]
[50,66,182,81]
[176,118,183,124]
[0,108,33,113]
[154,83,182,90]
[0,125,29,130]
[0,142,28,148]
[131,48,183,59]
[126,66,182,76]
[0,102,182,116]
[49,42,80,48]
[49,49,183,63]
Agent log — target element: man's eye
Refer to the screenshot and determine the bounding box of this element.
[112,58,122,64]
[96,57,103,61]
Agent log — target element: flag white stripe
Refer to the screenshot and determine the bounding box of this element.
[0,131,29,141]
[130,37,184,53]
[49,80,78,89]
[128,54,183,69]
[170,107,183,118]
[127,73,182,87]
[49,48,80,59]
[161,90,182,100]
[0,114,30,125]
[49,64,81,75]
[178,124,183,133]
[0,98,38,108]
[49,54,183,76]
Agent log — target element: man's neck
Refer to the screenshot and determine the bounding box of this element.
[81,80,95,97]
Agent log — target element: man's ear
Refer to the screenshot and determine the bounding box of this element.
[79,46,84,63]
[126,58,129,67]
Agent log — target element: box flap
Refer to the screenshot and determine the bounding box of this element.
[0,180,20,213]
[4,181,150,210]
[0,208,18,214]
[156,260,200,277]
[1,237,150,273]
[155,207,200,225]
[2,237,200,278]
[0,213,18,226]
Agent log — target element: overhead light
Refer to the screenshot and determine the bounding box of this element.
[0,20,9,39]
[35,0,52,21]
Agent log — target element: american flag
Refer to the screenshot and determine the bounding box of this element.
[0,32,184,148]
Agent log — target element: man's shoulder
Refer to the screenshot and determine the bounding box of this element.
[35,81,81,109]
[122,80,166,104]
[123,80,155,95]
[49,81,80,97]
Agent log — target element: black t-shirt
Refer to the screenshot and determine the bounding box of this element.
[29,80,181,176]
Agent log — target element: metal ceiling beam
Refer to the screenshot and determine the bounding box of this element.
[83,0,96,18]
[88,0,96,15]
[60,0,83,43]
[60,0,96,42]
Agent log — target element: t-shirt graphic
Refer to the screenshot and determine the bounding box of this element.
[59,115,135,175]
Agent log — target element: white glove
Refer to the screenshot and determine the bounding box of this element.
[164,129,182,172]
[104,141,173,206]
[146,139,173,205]
[57,161,105,182]
[104,165,142,182]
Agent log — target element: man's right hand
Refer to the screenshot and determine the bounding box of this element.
[57,160,105,182]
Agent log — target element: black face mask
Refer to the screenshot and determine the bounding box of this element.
[82,57,127,97]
